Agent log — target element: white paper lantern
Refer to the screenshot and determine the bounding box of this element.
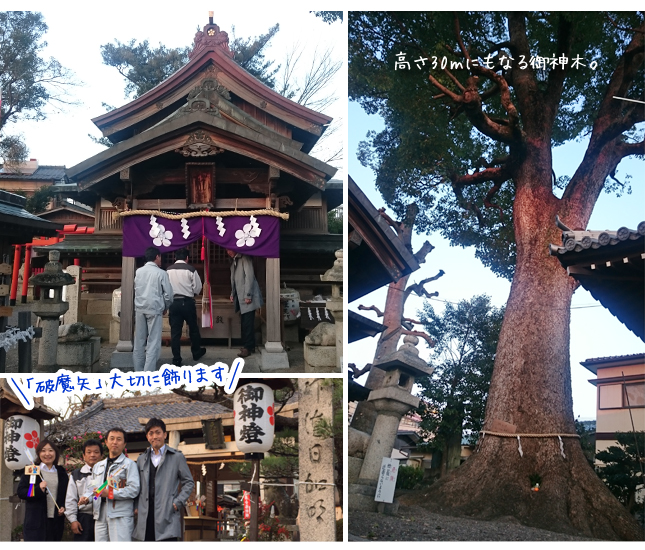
[233,383,275,453]
[4,415,41,470]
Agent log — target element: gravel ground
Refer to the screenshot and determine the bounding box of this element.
[348,505,598,541]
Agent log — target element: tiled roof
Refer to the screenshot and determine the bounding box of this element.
[0,191,64,235]
[581,353,645,365]
[54,393,231,435]
[0,165,67,181]
[549,217,645,342]
[549,217,645,256]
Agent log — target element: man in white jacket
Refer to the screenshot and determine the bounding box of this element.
[65,438,103,541]
[78,428,140,541]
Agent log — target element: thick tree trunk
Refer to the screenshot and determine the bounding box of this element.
[403,167,643,539]
[442,431,463,475]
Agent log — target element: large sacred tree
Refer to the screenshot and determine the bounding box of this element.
[349,12,644,540]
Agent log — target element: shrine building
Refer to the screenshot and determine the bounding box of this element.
[37,14,340,369]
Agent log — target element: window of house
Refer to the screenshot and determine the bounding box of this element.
[599,384,622,409]
[623,383,645,408]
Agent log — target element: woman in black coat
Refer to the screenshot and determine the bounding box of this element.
[17,439,68,541]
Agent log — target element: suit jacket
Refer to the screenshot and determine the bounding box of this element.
[132,446,194,541]
[17,466,68,541]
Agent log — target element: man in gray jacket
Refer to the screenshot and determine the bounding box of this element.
[227,250,263,358]
[133,418,194,541]
[79,428,140,542]
[133,246,174,371]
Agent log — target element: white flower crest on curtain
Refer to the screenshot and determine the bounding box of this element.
[235,216,262,247]
[150,224,173,247]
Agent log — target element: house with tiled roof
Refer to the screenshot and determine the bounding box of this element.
[0,159,67,195]
[580,353,645,458]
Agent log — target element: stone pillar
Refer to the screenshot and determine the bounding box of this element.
[169,430,180,449]
[298,378,336,541]
[63,265,81,325]
[112,256,135,368]
[261,257,289,370]
[320,250,343,371]
[349,336,434,513]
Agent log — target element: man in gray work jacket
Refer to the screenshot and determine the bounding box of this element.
[133,418,194,541]
[133,246,173,371]
[79,427,140,542]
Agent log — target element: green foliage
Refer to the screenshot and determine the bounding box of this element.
[312,12,343,24]
[100,40,190,98]
[575,417,596,467]
[61,430,108,473]
[0,134,28,166]
[349,12,644,279]
[11,524,23,542]
[529,473,542,488]
[230,24,280,89]
[12,185,56,213]
[396,464,424,489]
[416,295,504,452]
[100,24,281,99]
[327,208,343,234]
[0,11,76,163]
[596,432,645,517]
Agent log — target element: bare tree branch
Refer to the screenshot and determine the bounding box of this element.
[358,304,384,318]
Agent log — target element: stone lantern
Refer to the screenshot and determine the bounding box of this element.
[349,334,434,512]
[320,249,343,369]
[28,250,75,369]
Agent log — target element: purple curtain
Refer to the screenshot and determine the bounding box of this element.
[122,214,280,258]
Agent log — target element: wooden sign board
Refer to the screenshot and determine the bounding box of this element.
[0,284,10,297]
[0,263,12,275]
[0,306,13,317]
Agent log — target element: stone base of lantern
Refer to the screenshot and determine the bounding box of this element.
[304,341,339,373]
[376,500,400,515]
[348,456,364,484]
[57,336,101,368]
[348,482,379,512]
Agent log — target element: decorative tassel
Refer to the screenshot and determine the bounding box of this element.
[201,236,205,260]
[28,476,35,497]
[517,435,523,458]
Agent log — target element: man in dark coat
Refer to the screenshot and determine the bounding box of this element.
[133,418,194,541]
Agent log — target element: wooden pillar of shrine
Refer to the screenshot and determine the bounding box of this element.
[112,255,136,366]
[261,257,289,369]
